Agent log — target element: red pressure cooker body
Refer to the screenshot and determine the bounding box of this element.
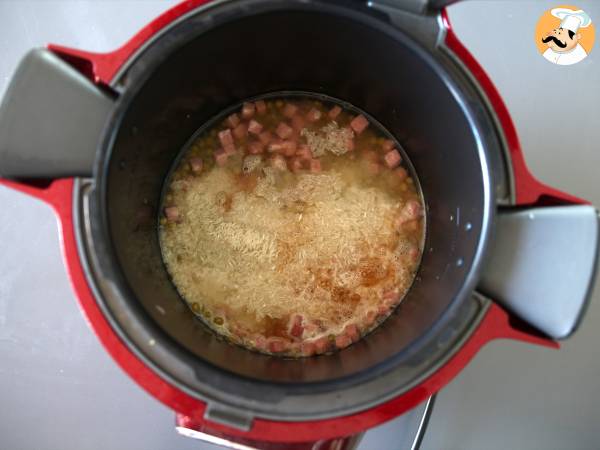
[0,0,595,445]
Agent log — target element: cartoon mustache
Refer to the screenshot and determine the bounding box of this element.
[542,35,567,48]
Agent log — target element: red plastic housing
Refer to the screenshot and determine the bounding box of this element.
[1,1,587,443]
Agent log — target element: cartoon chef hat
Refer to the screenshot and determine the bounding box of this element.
[551,8,592,33]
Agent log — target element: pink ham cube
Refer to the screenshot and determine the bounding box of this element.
[218,129,234,148]
[393,167,408,181]
[403,200,422,220]
[291,114,306,131]
[255,100,267,115]
[288,314,304,339]
[384,149,402,168]
[344,324,360,342]
[289,157,305,173]
[247,141,265,155]
[232,122,248,140]
[214,148,229,166]
[350,114,369,134]
[283,103,298,118]
[241,102,255,119]
[300,341,316,357]
[309,159,322,173]
[164,206,180,222]
[275,122,294,139]
[223,143,236,155]
[382,139,395,151]
[268,338,288,353]
[189,157,203,174]
[258,131,273,145]
[226,113,240,128]
[248,119,263,135]
[335,334,352,349]
[328,105,342,119]
[314,337,330,354]
[268,140,285,153]
[296,144,312,160]
[281,140,297,156]
[306,108,322,122]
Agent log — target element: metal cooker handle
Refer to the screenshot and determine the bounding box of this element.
[479,206,599,339]
[0,48,114,178]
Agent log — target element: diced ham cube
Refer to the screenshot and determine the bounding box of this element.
[268,140,285,153]
[232,122,248,140]
[314,337,330,354]
[346,136,355,151]
[350,114,369,134]
[289,314,304,339]
[403,200,422,220]
[377,304,390,318]
[382,139,395,151]
[270,154,288,171]
[306,108,322,122]
[395,201,422,228]
[283,103,298,118]
[328,105,342,119]
[248,119,263,135]
[365,310,377,325]
[268,338,288,353]
[247,141,265,155]
[218,129,234,148]
[382,291,400,307]
[335,334,352,349]
[281,140,297,156]
[291,114,306,132]
[258,131,273,145]
[223,143,236,155]
[384,149,402,168]
[255,100,267,115]
[254,334,268,351]
[226,113,240,128]
[275,122,294,139]
[296,144,313,160]
[344,324,360,342]
[189,157,203,174]
[164,206,180,222]
[408,245,420,262]
[289,157,305,173]
[241,102,255,119]
[310,159,322,173]
[394,167,408,181]
[300,341,317,356]
[214,148,228,166]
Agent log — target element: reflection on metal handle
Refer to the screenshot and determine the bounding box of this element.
[410,395,436,450]
[176,423,363,450]
[176,426,260,450]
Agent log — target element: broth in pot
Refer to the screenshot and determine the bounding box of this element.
[159,94,425,357]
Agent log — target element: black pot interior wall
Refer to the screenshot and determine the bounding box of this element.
[102,5,489,384]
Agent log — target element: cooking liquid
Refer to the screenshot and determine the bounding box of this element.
[159,95,425,357]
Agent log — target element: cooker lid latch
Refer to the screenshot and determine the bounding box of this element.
[366,0,458,50]
[203,402,254,432]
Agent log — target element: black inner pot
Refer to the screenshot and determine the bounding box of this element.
[95,0,495,397]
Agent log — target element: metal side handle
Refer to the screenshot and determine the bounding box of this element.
[0,48,114,178]
[479,205,599,340]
